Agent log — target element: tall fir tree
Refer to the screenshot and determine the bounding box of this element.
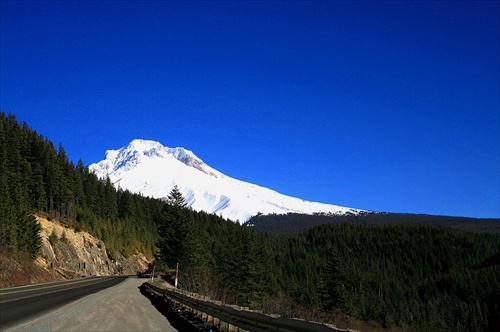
[156,186,194,269]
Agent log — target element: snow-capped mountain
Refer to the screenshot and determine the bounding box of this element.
[89,139,366,222]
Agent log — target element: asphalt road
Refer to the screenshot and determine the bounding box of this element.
[1,277,176,331]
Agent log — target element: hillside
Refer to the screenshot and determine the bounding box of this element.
[247,212,500,234]
[1,215,149,287]
[1,112,163,262]
[37,215,149,277]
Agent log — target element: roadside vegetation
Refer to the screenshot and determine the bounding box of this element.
[1,111,499,331]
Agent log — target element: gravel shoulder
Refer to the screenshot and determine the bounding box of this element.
[4,277,176,331]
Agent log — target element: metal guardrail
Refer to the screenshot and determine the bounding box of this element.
[143,282,345,332]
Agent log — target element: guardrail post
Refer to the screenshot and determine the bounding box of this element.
[214,316,221,329]
[220,320,229,331]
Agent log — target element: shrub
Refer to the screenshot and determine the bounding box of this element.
[48,230,58,245]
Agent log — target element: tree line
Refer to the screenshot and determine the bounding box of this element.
[2,111,499,331]
[247,211,500,234]
[0,112,160,260]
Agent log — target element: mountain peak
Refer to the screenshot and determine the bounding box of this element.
[95,139,220,179]
[128,139,165,153]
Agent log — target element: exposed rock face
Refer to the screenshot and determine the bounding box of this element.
[37,216,149,278]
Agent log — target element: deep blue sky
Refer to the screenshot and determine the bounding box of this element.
[1,1,499,218]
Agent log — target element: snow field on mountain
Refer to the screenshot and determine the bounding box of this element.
[89,139,366,222]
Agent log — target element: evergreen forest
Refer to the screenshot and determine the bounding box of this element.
[0,112,160,260]
[1,111,499,331]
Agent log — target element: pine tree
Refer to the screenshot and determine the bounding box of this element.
[319,248,348,311]
[156,186,194,269]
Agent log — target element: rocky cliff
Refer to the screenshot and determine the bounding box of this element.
[36,216,149,279]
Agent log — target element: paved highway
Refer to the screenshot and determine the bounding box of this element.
[0,277,176,331]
